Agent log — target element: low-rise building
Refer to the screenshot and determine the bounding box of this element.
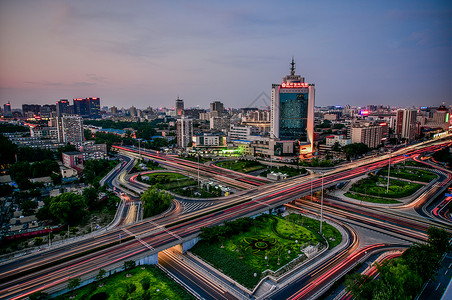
[62,152,84,168]
[326,135,351,147]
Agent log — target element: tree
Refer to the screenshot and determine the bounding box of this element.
[332,141,341,152]
[22,199,38,216]
[39,193,86,225]
[123,260,136,275]
[342,143,370,160]
[95,269,107,283]
[141,276,151,291]
[34,237,43,246]
[427,227,452,255]
[0,135,17,168]
[83,187,99,210]
[126,282,137,294]
[67,277,81,295]
[28,291,48,300]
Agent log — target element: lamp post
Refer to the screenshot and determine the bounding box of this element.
[310,173,313,201]
[386,151,391,194]
[197,149,200,187]
[137,138,142,160]
[320,172,324,235]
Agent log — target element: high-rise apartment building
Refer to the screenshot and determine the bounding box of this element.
[56,99,70,116]
[351,121,384,148]
[176,117,193,149]
[56,115,84,143]
[175,97,184,116]
[270,58,315,152]
[396,109,417,141]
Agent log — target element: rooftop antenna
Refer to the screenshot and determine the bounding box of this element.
[290,57,296,75]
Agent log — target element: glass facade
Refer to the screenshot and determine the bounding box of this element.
[279,92,309,141]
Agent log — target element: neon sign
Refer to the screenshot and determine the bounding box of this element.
[281,82,309,88]
[359,109,369,116]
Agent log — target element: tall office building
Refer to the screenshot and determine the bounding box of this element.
[56,115,84,143]
[129,106,137,117]
[40,104,56,118]
[73,97,100,117]
[396,109,417,141]
[88,97,100,117]
[3,102,12,117]
[175,97,184,116]
[210,101,224,116]
[22,104,41,118]
[56,99,70,116]
[270,58,315,152]
[176,117,193,149]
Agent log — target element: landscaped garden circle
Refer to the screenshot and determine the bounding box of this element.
[192,214,343,289]
[244,237,277,254]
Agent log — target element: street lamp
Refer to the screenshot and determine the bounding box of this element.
[137,138,142,160]
[310,173,313,201]
[320,171,324,235]
[196,149,200,187]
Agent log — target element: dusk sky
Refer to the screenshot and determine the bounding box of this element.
[1,0,451,110]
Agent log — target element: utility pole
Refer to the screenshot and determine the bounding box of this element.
[320,172,324,234]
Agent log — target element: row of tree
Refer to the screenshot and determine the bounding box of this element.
[346,227,452,300]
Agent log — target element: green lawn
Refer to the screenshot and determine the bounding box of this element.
[260,166,307,178]
[217,159,266,173]
[344,192,400,204]
[53,265,194,300]
[139,172,197,190]
[349,176,423,198]
[190,214,341,288]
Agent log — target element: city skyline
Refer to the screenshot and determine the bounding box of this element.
[1,0,451,109]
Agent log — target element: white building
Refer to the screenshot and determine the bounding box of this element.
[351,121,384,148]
[326,135,351,147]
[192,134,220,147]
[176,117,193,148]
[228,124,259,140]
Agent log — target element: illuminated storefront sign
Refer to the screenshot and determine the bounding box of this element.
[281,82,309,88]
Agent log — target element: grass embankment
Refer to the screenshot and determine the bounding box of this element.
[54,265,194,300]
[349,176,423,199]
[216,159,266,173]
[191,214,341,288]
[380,166,437,183]
[344,192,400,204]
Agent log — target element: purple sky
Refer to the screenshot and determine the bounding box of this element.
[1,0,451,110]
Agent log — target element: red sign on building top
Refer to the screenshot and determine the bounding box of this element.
[281,82,309,88]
